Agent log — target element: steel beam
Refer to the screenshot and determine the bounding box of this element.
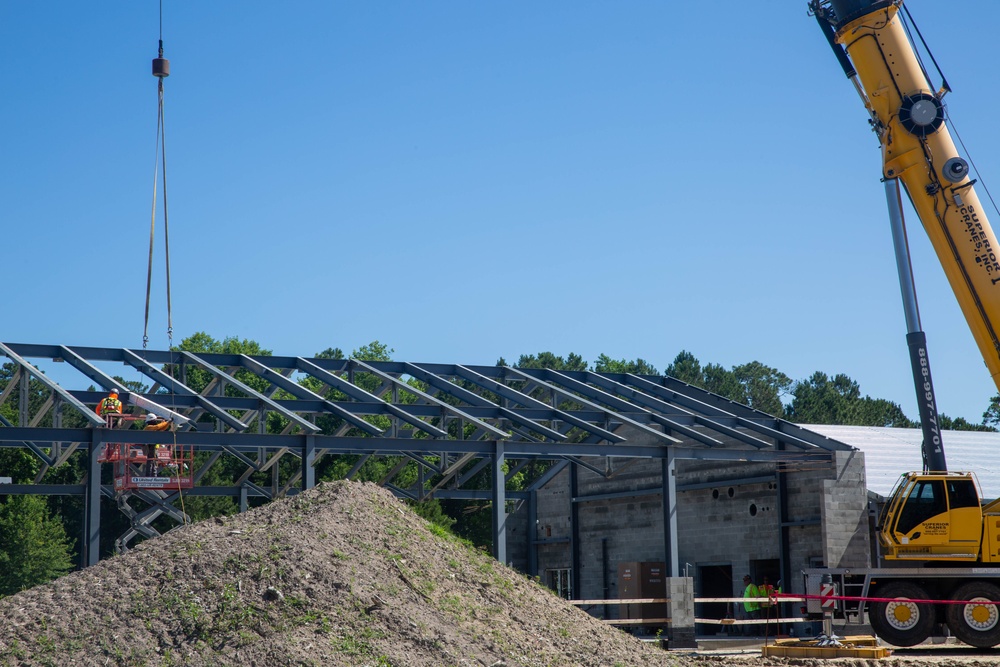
[295,357,449,438]
[0,342,104,426]
[180,351,319,433]
[121,348,249,431]
[352,359,510,440]
[237,354,382,436]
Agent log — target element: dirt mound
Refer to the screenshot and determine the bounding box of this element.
[2,480,992,666]
[0,481,683,666]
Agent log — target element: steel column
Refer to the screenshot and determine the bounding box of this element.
[527,490,538,576]
[491,440,507,563]
[663,450,678,577]
[777,447,792,614]
[84,430,104,567]
[303,434,316,491]
[570,462,580,601]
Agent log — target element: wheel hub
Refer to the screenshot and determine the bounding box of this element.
[887,600,918,630]
[963,597,999,631]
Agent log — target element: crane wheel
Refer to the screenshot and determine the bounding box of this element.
[946,582,1000,648]
[868,581,934,647]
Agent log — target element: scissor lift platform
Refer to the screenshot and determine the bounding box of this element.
[94,415,194,493]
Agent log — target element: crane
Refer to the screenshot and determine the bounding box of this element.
[805,0,1000,649]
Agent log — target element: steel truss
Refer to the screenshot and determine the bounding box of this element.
[0,343,850,567]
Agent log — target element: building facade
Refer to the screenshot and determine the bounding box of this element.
[508,429,869,634]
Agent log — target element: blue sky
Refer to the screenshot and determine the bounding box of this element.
[3,1,1000,424]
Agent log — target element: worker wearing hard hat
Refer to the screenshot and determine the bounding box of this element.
[144,413,170,432]
[96,388,122,416]
[96,388,123,427]
[142,413,171,475]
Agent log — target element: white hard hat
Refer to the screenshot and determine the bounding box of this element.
[110,387,120,395]
[146,413,157,420]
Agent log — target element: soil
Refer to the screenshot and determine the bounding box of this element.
[0,480,996,666]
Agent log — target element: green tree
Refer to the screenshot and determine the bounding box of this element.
[940,413,994,432]
[786,372,914,426]
[665,351,703,387]
[982,394,1000,430]
[592,354,658,376]
[515,352,587,372]
[0,496,74,596]
[732,361,792,417]
[856,397,916,428]
[702,363,743,401]
[786,372,860,424]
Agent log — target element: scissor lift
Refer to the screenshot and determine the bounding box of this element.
[95,414,194,551]
[100,441,194,492]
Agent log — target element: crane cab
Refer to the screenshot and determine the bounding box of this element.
[878,471,984,561]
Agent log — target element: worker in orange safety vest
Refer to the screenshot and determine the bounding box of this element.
[96,388,122,416]
[144,413,170,431]
[96,388,123,428]
[142,413,171,475]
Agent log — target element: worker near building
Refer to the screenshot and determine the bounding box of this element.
[761,576,776,621]
[742,574,761,635]
[774,578,785,634]
[95,388,123,426]
[143,413,171,475]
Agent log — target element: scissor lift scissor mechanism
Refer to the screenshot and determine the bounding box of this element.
[96,414,194,552]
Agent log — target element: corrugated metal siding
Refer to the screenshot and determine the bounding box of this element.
[801,424,1000,500]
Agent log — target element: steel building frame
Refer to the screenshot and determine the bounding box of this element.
[0,342,851,569]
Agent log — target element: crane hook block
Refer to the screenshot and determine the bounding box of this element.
[152,57,170,78]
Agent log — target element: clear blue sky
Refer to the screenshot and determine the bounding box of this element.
[3,1,1000,424]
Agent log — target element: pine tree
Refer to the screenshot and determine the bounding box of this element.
[0,496,75,596]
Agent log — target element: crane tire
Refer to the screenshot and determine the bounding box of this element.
[946,582,1000,648]
[868,582,935,647]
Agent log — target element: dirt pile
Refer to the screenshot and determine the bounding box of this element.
[0,481,684,666]
[1,480,996,667]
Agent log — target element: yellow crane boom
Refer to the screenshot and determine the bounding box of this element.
[815,0,1000,394]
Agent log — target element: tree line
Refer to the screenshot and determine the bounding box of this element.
[2,334,1000,597]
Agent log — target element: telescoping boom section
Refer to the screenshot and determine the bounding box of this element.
[812,0,1000,394]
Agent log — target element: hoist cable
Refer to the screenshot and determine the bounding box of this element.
[144,0,174,350]
[143,89,162,351]
[160,79,173,347]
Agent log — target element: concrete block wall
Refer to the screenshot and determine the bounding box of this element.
[504,502,529,571]
[577,491,666,608]
[532,465,574,594]
[820,450,870,568]
[511,436,870,614]
[667,577,697,648]
[674,461,780,569]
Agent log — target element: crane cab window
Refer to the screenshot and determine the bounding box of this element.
[946,478,980,510]
[896,479,947,535]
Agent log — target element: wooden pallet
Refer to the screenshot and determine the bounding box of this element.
[761,636,891,659]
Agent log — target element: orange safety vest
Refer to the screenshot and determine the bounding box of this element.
[761,583,775,607]
[145,419,170,431]
[96,397,122,415]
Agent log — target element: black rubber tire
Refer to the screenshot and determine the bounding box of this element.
[946,582,1000,648]
[868,581,935,647]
